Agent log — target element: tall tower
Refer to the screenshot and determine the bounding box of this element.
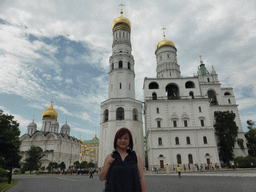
[155,28,180,78]
[98,5,144,167]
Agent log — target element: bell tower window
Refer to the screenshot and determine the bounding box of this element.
[119,61,123,68]
[128,62,131,69]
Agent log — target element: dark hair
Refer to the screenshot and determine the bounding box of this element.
[114,128,133,151]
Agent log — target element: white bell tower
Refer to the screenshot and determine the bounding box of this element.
[98,5,144,167]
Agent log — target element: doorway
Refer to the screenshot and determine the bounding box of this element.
[160,160,164,168]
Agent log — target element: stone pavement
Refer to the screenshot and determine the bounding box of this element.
[7,170,256,192]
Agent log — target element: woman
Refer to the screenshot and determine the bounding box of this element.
[99,128,146,192]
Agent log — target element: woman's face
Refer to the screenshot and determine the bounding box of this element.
[117,133,130,149]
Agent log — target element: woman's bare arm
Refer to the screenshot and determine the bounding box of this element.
[137,154,146,192]
[99,154,115,181]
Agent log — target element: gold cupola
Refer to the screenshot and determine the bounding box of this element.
[112,4,131,33]
[92,135,99,141]
[156,27,176,51]
[42,101,58,120]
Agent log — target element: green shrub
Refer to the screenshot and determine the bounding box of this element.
[0,168,8,177]
[234,155,256,168]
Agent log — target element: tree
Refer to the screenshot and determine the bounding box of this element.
[245,120,256,157]
[0,110,22,184]
[214,111,238,167]
[24,145,44,174]
[59,161,66,170]
[80,161,88,169]
[74,161,80,169]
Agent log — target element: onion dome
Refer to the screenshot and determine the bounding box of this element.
[42,101,58,120]
[61,122,70,129]
[90,149,94,153]
[81,144,85,148]
[80,152,83,157]
[85,147,90,151]
[156,39,176,50]
[92,135,99,141]
[84,144,88,148]
[112,7,131,33]
[79,138,83,143]
[28,120,37,128]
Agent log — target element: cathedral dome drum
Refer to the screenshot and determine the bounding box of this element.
[51,120,59,126]
[42,102,58,120]
[61,123,70,130]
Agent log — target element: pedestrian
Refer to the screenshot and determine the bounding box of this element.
[183,165,186,172]
[89,167,94,178]
[165,164,169,175]
[177,165,181,178]
[156,166,158,174]
[99,127,146,192]
[200,164,203,171]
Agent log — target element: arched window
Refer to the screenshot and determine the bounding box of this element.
[133,108,138,121]
[177,154,182,164]
[175,137,179,145]
[205,153,210,156]
[207,90,217,105]
[159,154,163,157]
[189,91,194,99]
[203,136,208,144]
[186,137,191,144]
[199,107,202,112]
[149,82,159,89]
[128,62,131,69]
[120,83,122,89]
[104,109,108,122]
[228,99,231,104]
[152,92,157,100]
[188,154,193,164]
[112,63,114,70]
[119,61,123,68]
[224,92,231,95]
[116,107,124,120]
[156,108,159,113]
[185,81,195,88]
[166,84,179,99]
[158,137,162,145]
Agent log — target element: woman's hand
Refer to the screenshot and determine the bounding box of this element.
[106,154,115,165]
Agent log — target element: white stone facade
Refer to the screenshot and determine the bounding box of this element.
[144,44,248,170]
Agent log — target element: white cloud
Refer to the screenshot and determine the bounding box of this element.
[73,128,98,134]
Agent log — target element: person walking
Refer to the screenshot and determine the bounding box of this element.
[165,164,169,175]
[177,165,181,178]
[99,127,146,192]
[89,167,94,178]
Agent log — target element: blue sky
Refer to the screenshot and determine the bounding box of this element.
[0,0,255,140]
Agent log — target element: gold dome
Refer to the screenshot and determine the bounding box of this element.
[42,102,58,120]
[90,149,94,153]
[79,138,83,143]
[80,152,83,157]
[85,147,90,151]
[112,16,131,29]
[81,144,84,148]
[84,144,88,148]
[92,135,99,141]
[156,39,176,50]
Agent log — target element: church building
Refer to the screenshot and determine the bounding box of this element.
[98,7,145,167]
[143,31,248,169]
[19,102,81,169]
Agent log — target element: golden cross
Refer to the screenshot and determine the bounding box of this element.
[161,27,166,40]
[119,4,125,16]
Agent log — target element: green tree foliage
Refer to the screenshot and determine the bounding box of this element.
[234,155,256,168]
[0,110,22,184]
[237,139,245,151]
[245,120,256,157]
[59,161,66,170]
[74,161,80,169]
[46,162,58,172]
[88,162,94,168]
[214,111,238,166]
[24,145,44,174]
[80,161,88,168]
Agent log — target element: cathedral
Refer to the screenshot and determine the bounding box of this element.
[99,7,248,169]
[19,102,81,169]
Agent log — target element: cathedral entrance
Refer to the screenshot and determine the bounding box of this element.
[206,158,210,165]
[160,160,164,168]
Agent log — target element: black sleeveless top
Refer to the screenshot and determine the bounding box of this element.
[108,150,142,192]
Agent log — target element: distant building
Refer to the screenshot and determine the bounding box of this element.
[80,135,99,165]
[19,101,81,169]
